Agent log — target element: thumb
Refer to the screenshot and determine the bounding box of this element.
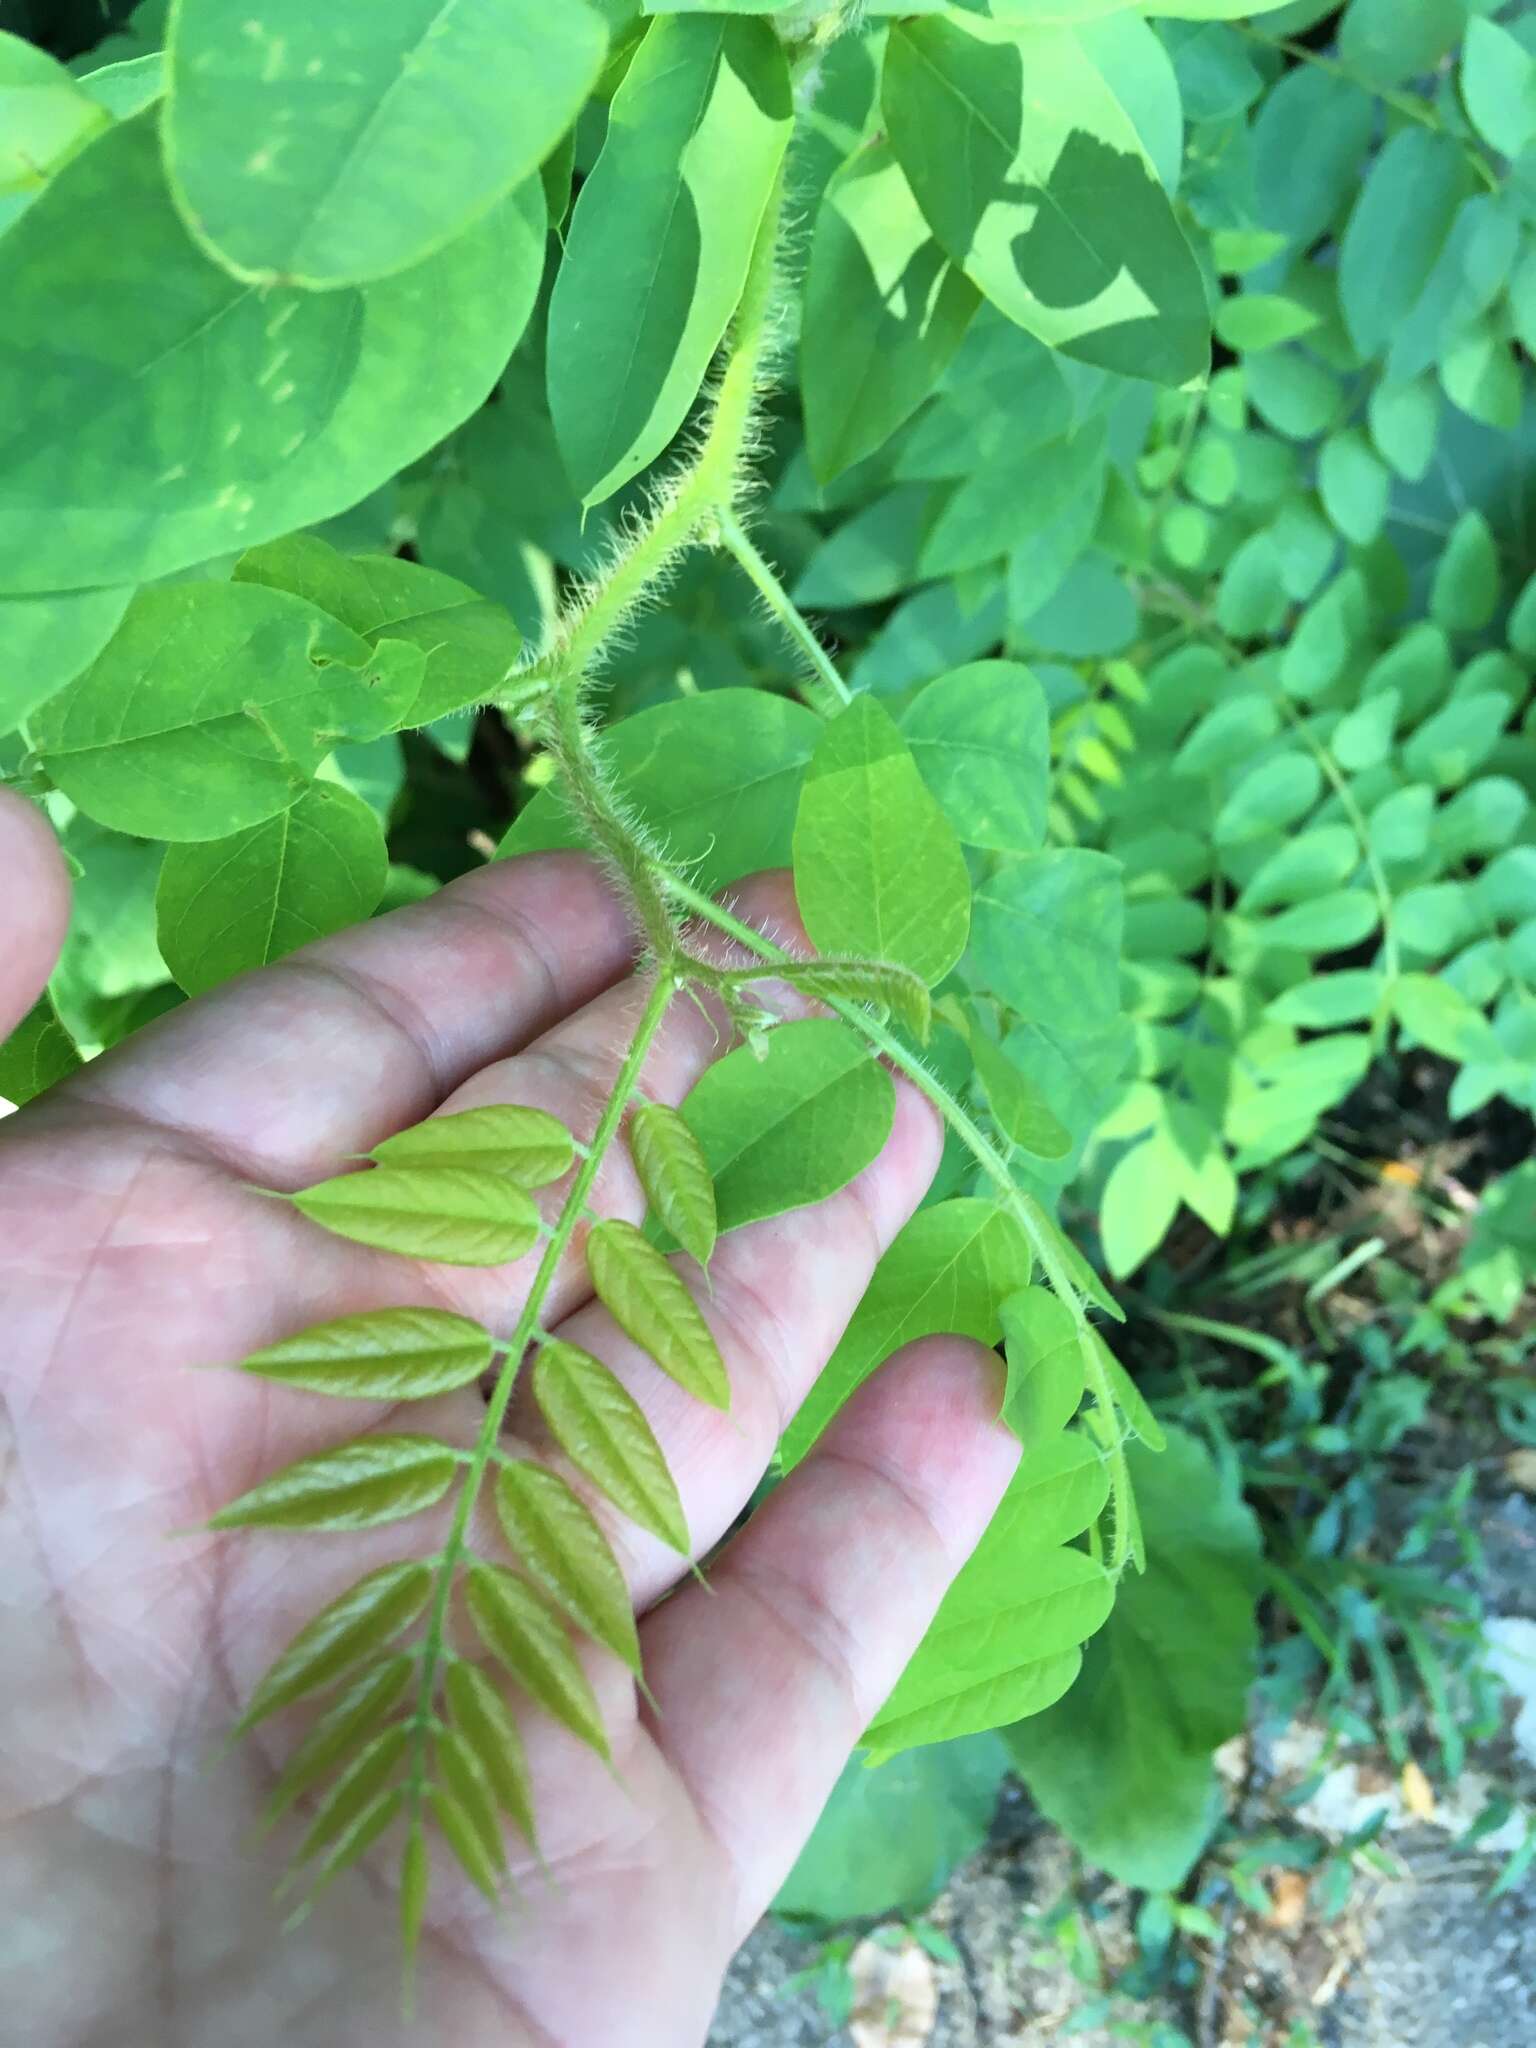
[0,791,71,1042]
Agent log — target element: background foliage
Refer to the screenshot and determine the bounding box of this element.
[3,0,1535,1993]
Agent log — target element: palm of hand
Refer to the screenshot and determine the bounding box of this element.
[0,796,1016,2048]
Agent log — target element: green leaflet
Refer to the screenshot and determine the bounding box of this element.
[0,994,81,1108]
[495,1460,640,1674]
[901,660,1049,853]
[675,1019,896,1236]
[1000,1288,1086,1442]
[0,31,111,203]
[793,696,971,988]
[32,583,419,843]
[782,1197,1033,1466]
[426,1784,501,1900]
[1006,1428,1260,1891]
[970,849,1124,1026]
[260,1655,413,1829]
[0,113,545,593]
[230,1307,494,1401]
[865,1539,1114,1760]
[0,585,131,735]
[801,137,979,485]
[292,1724,410,1869]
[1462,17,1536,159]
[156,781,388,994]
[883,13,1208,386]
[585,1218,730,1408]
[433,1727,507,1887]
[234,1560,433,1728]
[1098,1338,1166,1452]
[210,1437,458,1533]
[958,1011,1072,1160]
[463,1560,610,1758]
[501,690,822,894]
[547,13,792,505]
[370,1106,575,1188]
[443,1660,538,1848]
[630,1100,718,1269]
[399,1824,429,1981]
[234,533,523,728]
[532,1339,691,1554]
[1339,130,1474,364]
[165,0,606,287]
[290,1166,543,1266]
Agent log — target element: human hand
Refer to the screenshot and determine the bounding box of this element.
[0,788,1019,2048]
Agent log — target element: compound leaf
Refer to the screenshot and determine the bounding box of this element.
[231,1307,494,1401]
[291,1166,542,1266]
[532,1339,690,1554]
[585,1219,730,1409]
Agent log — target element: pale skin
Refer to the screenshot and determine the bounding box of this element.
[0,787,1020,2048]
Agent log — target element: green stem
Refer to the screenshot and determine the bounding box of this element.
[717,506,853,714]
[658,871,1134,1573]
[405,970,677,1804]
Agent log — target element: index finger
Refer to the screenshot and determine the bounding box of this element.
[49,851,637,1185]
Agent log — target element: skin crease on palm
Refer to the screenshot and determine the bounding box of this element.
[0,785,1022,2048]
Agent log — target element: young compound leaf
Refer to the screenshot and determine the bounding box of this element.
[211,1439,458,1535]
[290,1724,410,1872]
[585,1220,730,1409]
[495,1461,641,1675]
[156,782,389,996]
[290,1166,542,1266]
[234,1560,433,1731]
[0,112,545,594]
[463,1561,610,1759]
[629,1101,718,1270]
[793,696,972,988]
[369,1105,575,1189]
[802,136,979,485]
[166,0,607,288]
[532,1340,690,1555]
[259,1655,414,1831]
[443,1660,538,1848]
[434,1727,508,1889]
[231,1307,495,1401]
[999,1288,1086,1444]
[883,12,1208,386]
[675,1018,897,1236]
[547,14,792,504]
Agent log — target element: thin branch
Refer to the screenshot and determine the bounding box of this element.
[717,505,853,713]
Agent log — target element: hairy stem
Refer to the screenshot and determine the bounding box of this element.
[658,871,1134,1573]
[405,970,677,1803]
[717,505,853,714]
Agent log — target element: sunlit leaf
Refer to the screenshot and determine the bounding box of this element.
[495,1462,641,1674]
[211,1440,458,1535]
[370,1105,575,1188]
[463,1562,610,1759]
[290,1166,542,1266]
[585,1219,730,1409]
[532,1340,690,1555]
[999,1289,1086,1442]
[629,1101,718,1269]
[231,1308,494,1401]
